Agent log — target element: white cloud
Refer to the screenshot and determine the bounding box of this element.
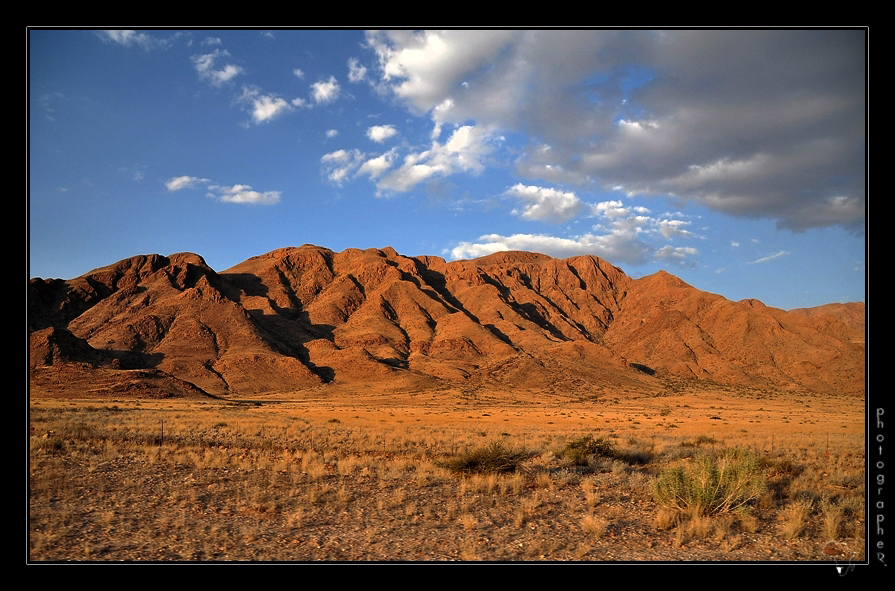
[97,30,171,50]
[100,30,147,46]
[321,149,352,163]
[505,183,582,223]
[655,219,693,239]
[320,149,365,186]
[591,200,629,219]
[165,176,279,205]
[293,68,305,79]
[214,184,281,205]
[250,95,291,123]
[192,49,244,87]
[655,245,699,263]
[450,192,698,266]
[366,30,517,115]
[326,129,339,138]
[348,58,367,83]
[357,149,397,180]
[236,86,292,123]
[202,37,222,46]
[748,250,789,264]
[375,124,495,193]
[366,124,398,143]
[311,76,341,104]
[450,231,651,265]
[165,176,208,191]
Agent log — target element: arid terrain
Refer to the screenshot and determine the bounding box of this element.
[28,246,866,563]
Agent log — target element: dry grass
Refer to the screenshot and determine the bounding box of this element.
[820,497,844,541]
[29,386,865,562]
[581,514,609,537]
[780,498,814,540]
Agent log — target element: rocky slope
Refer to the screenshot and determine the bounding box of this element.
[28,246,865,398]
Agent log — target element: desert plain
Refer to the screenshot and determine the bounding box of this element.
[29,384,866,563]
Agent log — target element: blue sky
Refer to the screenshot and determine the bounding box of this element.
[29,29,866,310]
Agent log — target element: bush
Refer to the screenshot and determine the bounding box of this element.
[680,435,718,449]
[561,434,617,466]
[438,441,536,474]
[652,447,766,516]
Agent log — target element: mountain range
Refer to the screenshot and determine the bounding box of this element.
[28,245,865,399]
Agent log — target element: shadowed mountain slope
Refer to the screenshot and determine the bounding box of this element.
[29,246,865,397]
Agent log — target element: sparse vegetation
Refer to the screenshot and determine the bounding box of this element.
[651,447,766,516]
[29,388,865,562]
[780,498,814,539]
[560,434,616,466]
[438,441,536,474]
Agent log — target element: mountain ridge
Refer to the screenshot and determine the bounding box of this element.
[29,245,865,399]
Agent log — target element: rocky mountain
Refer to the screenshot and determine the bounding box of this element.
[28,246,865,398]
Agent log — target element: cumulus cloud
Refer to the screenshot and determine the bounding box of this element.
[357,149,398,180]
[320,149,365,186]
[321,149,353,163]
[250,95,291,123]
[366,30,518,116]
[375,124,496,193]
[311,75,341,104]
[591,200,629,218]
[655,218,693,239]
[450,232,652,265]
[236,86,292,123]
[450,196,699,266]
[348,57,367,83]
[505,183,582,223]
[366,124,398,143]
[320,127,496,192]
[213,184,281,205]
[192,49,244,87]
[321,123,497,193]
[365,29,865,232]
[655,245,699,264]
[97,30,173,50]
[165,176,280,205]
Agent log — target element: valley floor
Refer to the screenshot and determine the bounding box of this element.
[29,384,866,564]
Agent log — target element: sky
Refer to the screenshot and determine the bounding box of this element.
[29,29,866,310]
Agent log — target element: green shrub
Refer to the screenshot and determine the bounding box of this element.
[652,447,766,516]
[438,441,536,474]
[561,434,617,466]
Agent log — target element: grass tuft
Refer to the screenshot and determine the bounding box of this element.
[652,447,766,516]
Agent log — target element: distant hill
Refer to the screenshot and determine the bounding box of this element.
[28,246,865,398]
